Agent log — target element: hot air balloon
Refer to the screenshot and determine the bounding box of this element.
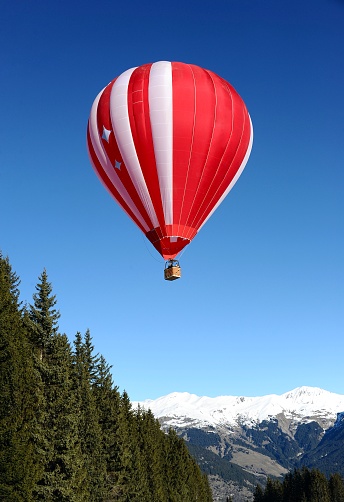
[87,61,253,280]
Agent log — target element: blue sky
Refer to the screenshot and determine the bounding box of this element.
[1,0,343,401]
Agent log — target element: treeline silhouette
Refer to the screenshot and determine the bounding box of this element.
[0,252,212,501]
[254,467,344,502]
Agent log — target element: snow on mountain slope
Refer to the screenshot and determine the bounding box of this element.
[133,387,344,428]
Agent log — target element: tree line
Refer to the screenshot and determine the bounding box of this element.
[253,467,344,502]
[0,252,213,501]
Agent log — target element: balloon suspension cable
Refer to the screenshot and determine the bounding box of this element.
[141,233,164,263]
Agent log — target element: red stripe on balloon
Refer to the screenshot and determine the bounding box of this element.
[96,81,155,231]
[172,64,217,232]
[86,125,148,234]
[127,64,167,234]
[186,71,252,234]
[171,62,196,234]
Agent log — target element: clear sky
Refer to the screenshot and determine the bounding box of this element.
[1,0,343,401]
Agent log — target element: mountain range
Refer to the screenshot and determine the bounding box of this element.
[133,387,344,501]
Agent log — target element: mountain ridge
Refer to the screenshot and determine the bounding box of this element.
[133,386,344,501]
[133,386,344,429]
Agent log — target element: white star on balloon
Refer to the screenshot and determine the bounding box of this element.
[102,126,112,142]
[115,160,121,170]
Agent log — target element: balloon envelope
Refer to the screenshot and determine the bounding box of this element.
[87,61,253,259]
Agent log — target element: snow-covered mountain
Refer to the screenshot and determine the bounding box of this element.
[133,387,344,502]
[134,386,344,429]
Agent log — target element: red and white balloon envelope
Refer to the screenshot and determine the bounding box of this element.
[87,61,253,279]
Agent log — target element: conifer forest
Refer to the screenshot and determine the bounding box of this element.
[253,467,344,502]
[0,252,213,501]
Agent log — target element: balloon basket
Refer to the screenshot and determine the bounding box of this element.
[164,260,181,281]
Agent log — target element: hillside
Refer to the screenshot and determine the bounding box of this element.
[134,387,344,501]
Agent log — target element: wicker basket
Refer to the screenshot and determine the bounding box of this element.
[164,265,181,281]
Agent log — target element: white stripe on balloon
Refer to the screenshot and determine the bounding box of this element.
[148,61,173,226]
[88,88,150,232]
[110,67,159,228]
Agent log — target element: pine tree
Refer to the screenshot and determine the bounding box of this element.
[130,406,161,502]
[93,354,122,500]
[135,408,167,502]
[264,477,283,502]
[253,484,264,502]
[0,254,41,501]
[29,269,60,364]
[283,468,306,501]
[113,390,139,500]
[27,269,59,499]
[256,467,343,502]
[72,331,106,501]
[329,473,344,502]
[28,269,88,501]
[164,427,203,501]
[307,468,330,502]
[35,333,87,501]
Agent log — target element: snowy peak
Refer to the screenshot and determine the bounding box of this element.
[282,386,333,402]
[134,387,344,429]
[134,386,344,495]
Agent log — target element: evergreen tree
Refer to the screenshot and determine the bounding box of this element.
[164,427,212,501]
[254,467,344,502]
[253,484,264,502]
[72,331,106,501]
[329,473,344,502]
[34,333,87,501]
[306,468,330,502]
[93,355,122,500]
[136,405,180,501]
[112,390,139,500]
[29,269,60,363]
[27,269,59,499]
[282,468,306,501]
[28,269,87,501]
[263,477,283,502]
[135,408,167,502]
[127,407,152,501]
[0,255,216,502]
[0,254,41,501]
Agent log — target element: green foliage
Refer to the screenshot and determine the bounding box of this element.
[254,484,264,502]
[72,330,106,500]
[0,253,42,501]
[329,473,344,502]
[253,467,344,502]
[28,269,60,364]
[0,253,213,501]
